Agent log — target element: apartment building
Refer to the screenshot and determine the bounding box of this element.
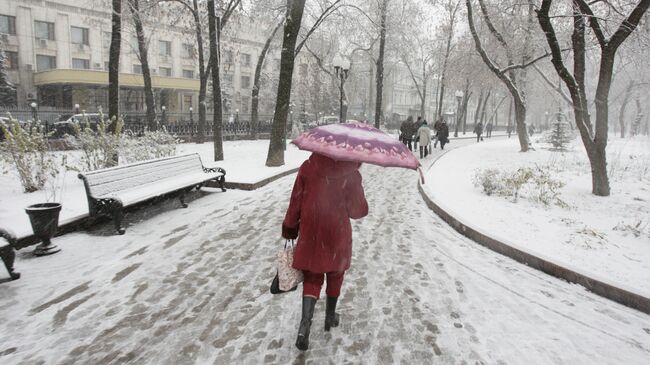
[0,0,277,114]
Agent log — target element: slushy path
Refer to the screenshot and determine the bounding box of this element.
[1,140,649,364]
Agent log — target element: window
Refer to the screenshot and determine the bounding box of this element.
[72,58,90,69]
[159,67,172,77]
[102,31,111,48]
[0,15,16,35]
[3,51,18,69]
[182,43,194,58]
[34,21,55,40]
[241,53,251,67]
[104,61,110,71]
[223,72,233,85]
[182,69,194,79]
[240,75,251,89]
[159,40,171,57]
[71,26,89,45]
[223,50,233,64]
[241,97,250,113]
[133,64,142,74]
[36,55,56,71]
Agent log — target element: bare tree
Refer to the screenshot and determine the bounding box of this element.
[466,0,545,152]
[435,0,462,119]
[537,0,650,196]
[266,0,307,167]
[375,0,389,128]
[250,18,284,139]
[207,0,222,160]
[108,0,122,128]
[128,0,156,131]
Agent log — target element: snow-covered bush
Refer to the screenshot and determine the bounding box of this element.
[120,128,179,164]
[65,115,123,171]
[472,169,506,196]
[473,165,566,207]
[0,117,58,193]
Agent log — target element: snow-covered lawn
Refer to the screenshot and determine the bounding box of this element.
[423,136,650,295]
[0,140,309,239]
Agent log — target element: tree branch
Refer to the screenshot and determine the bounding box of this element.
[294,0,344,56]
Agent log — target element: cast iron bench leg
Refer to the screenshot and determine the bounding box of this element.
[179,189,190,208]
[111,201,126,235]
[218,175,226,192]
[0,246,20,280]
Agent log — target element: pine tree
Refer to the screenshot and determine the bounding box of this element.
[549,116,572,151]
[0,48,17,108]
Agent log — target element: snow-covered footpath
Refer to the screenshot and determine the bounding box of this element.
[423,136,650,296]
[0,140,310,239]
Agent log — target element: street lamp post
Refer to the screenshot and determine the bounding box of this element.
[454,90,463,137]
[333,55,350,123]
[189,107,194,138]
[161,106,167,129]
[30,102,38,122]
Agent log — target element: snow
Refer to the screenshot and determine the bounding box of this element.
[0,140,309,239]
[0,157,649,364]
[423,136,650,296]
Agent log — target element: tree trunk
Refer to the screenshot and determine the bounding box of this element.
[618,81,634,138]
[207,0,223,160]
[251,20,283,140]
[193,0,207,144]
[420,79,426,118]
[108,0,122,127]
[507,99,513,133]
[266,0,306,167]
[479,90,490,125]
[129,0,156,131]
[514,97,529,151]
[374,0,389,128]
[461,80,470,134]
[473,90,483,129]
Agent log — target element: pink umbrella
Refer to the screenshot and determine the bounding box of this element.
[292,122,424,181]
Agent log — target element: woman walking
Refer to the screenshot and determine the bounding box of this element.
[282,153,369,351]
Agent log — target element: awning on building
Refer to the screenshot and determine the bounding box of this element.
[33,69,200,91]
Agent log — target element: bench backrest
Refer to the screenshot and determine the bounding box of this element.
[79,153,205,198]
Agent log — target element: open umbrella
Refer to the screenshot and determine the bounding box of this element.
[291,122,424,180]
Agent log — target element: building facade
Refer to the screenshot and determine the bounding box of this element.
[0,0,278,115]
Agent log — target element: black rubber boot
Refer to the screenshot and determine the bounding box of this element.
[324,296,340,331]
[296,296,317,351]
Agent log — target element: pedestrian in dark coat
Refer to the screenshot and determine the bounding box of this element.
[282,153,369,351]
[486,121,493,138]
[474,122,484,142]
[413,117,423,150]
[432,118,443,148]
[400,116,414,151]
[438,121,450,149]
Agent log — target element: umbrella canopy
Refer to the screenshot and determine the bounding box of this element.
[291,122,420,170]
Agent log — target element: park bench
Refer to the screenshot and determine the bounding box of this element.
[78,153,226,235]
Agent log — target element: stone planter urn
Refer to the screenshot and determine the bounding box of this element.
[25,203,62,256]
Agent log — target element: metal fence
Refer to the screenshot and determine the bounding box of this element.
[0,108,288,139]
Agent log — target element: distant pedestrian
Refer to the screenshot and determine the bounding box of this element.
[528,124,536,136]
[438,121,450,150]
[399,116,414,151]
[413,117,423,150]
[507,124,512,138]
[474,122,484,142]
[432,118,443,149]
[486,122,493,138]
[416,120,432,158]
[282,153,368,351]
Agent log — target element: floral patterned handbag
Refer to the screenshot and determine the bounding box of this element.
[270,240,304,294]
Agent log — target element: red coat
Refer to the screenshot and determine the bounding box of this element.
[282,153,368,273]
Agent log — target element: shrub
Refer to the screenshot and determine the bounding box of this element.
[120,128,179,164]
[64,114,123,171]
[473,165,566,207]
[0,117,58,193]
